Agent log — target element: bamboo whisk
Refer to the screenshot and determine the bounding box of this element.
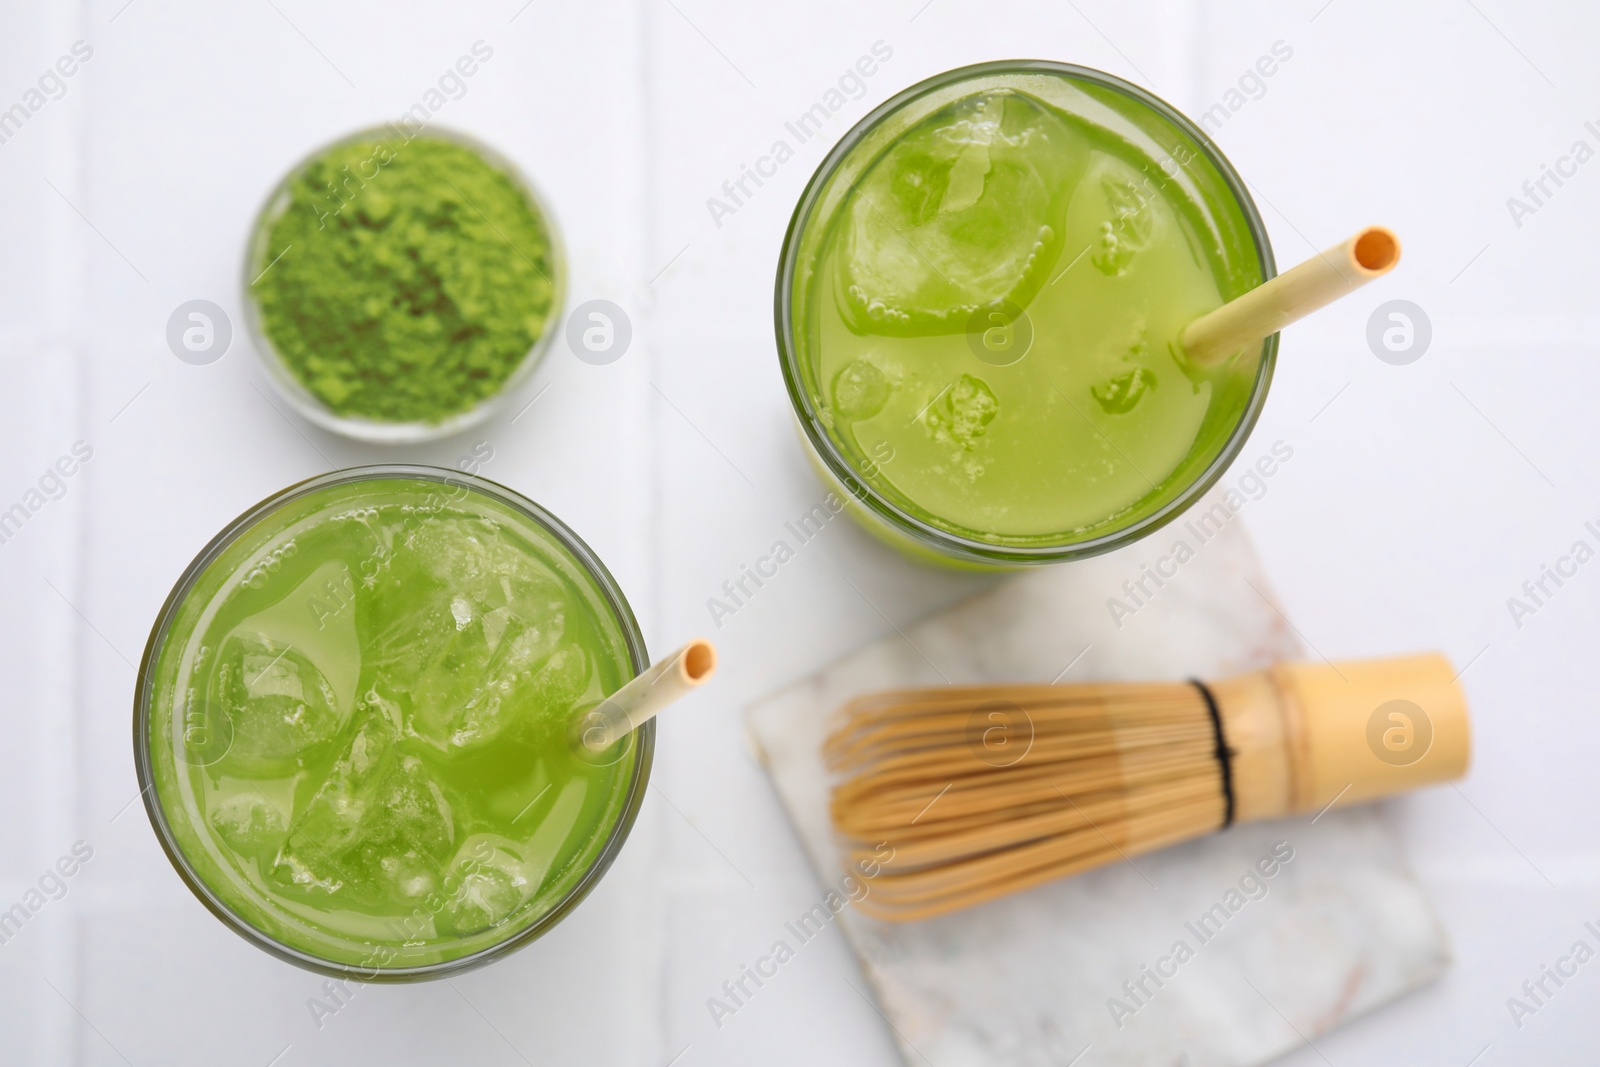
[826,653,1470,922]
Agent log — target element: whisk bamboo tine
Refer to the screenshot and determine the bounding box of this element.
[836,709,1214,757]
[865,804,1211,894]
[830,687,1201,731]
[859,814,1202,909]
[854,780,1224,869]
[829,706,1210,764]
[839,681,1191,712]
[829,696,1207,745]
[834,764,1223,838]
[854,818,1208,922]
[831,743,1221,827]
[830,724,1218,782]
[831,764,1216,831]
[839,776,1222,868]
[825,687,1205,754]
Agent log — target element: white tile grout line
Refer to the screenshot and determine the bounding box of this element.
[40,2,91,1053]
[53,2,96,1057]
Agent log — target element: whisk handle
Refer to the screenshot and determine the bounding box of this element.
[1216,652,1471,820]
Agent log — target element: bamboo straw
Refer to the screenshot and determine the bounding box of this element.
[573,638,717,751]
[827,652,1468,922]
[1180,225,1401,368]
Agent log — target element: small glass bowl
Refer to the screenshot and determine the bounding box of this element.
[242,126,567,444]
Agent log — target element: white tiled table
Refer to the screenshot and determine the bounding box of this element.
[1,1,1596,1063]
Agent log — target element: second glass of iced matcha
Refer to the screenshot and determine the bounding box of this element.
[777,61,1277,566]
[135,467,651,979]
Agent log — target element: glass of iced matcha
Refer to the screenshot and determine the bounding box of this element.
[134,466,649,980]
[776,61,1277,566]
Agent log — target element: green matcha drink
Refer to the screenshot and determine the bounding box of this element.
[135,467,649,978]
[777,62,1277,565]
[245,129,564,443]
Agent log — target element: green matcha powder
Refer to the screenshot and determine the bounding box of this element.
[252,135,558,424]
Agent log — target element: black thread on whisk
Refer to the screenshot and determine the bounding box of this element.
[1191,679,1236,827]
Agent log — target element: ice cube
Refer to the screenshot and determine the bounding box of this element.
[437,834,538,935]
[418,627,592,753]
[376,846,443,903]
[364,517,572,752]
[523,645,592,722]
[209,792,288,861]
[270,699,455,908]
[457,643,593,752]
[831,358,892,420]
[924,374,1000,449]
[367,518,567,667]
[208,633,342,776]
[441,868,522,934]
[1091,167,1158,278]
[837,89,1087,336]
[1091,367,1157,414]
[233,559,361,721]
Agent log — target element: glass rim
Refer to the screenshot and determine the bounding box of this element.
[774,59,1280,565]
[241,124,569,445]
[131,464,653,982]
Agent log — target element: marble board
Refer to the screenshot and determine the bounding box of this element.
[746,503,1452,1067]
